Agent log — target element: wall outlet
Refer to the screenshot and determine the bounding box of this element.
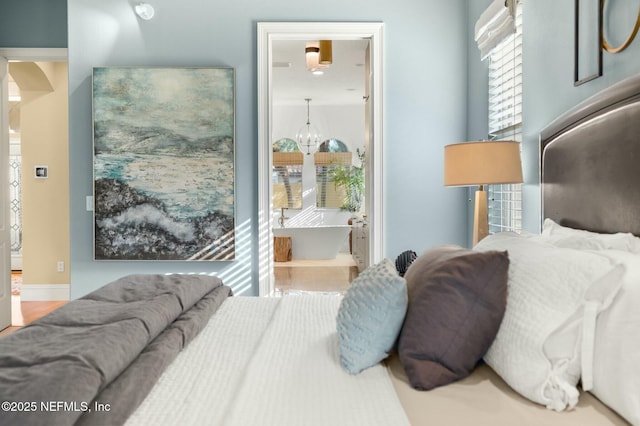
[57,261,65,272]
[86,196,94,212]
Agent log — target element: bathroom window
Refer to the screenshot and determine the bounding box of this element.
[315,139,350,209]
[273,138,303,209]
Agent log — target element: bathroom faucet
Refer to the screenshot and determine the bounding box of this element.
[278,207,289,228]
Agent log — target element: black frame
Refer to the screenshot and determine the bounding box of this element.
[574,0,603,86]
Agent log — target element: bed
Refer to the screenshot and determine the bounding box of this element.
[1,74,639,425]
[385,73,640,426]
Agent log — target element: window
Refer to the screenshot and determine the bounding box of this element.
[487,0,523,234]
[273,138,303,209]
[315,139,350,209]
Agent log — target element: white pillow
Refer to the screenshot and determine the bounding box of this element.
[587,250,640,426]
[541,218,640,253]
[474,232,623,411]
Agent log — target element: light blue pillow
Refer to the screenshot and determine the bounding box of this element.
[336,258,408,374]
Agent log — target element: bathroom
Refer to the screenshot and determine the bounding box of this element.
[271,39,370,293]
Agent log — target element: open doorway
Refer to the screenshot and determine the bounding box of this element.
[8,72,23,316]
[271,40,367,295]
[0,49,69,332]
[8,74,21,273]
[257,23,384,296]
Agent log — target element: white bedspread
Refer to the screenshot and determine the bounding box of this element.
[126,295,410,426]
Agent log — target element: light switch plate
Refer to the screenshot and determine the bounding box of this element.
[35,165,48,179]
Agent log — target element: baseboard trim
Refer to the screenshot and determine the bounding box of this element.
[20,284,70,301]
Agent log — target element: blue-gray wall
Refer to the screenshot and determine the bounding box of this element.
[521,0,640,233]
[466,0,640,237]
[66,0,470,297]
[8,1,639,298]
[0,0,67,47]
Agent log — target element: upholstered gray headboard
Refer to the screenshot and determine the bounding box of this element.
[540,74,640,236]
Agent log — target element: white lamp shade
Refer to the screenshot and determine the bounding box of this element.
[444,141,523,187]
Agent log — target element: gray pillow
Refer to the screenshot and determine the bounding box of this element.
[397,245,509,390]
[337,259,407,374]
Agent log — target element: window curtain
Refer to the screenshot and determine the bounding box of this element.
[475,0,517,60]
[273,152,304,166]
[313,152,352,166]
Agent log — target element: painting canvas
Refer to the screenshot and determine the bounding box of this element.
[92,67,235,260]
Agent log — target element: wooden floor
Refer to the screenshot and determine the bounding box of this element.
[1,272,67,336]
[0,297,66,336]
[274,253,359,294]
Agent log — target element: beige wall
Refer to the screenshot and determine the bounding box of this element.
[19,62,69,285]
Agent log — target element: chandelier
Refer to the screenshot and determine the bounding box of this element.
[296,98,322,155]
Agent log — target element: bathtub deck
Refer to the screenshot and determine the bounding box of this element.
[275,253,358,294]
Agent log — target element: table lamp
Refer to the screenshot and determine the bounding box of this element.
[444,141,523,246]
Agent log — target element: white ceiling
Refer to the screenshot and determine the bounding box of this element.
[271,39,369,106]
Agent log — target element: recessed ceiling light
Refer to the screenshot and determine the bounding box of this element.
[312,70,324,76]
[135,3,155,20]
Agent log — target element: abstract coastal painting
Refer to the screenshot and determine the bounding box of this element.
[92,67,235,260]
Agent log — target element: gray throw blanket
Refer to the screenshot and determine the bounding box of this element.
[0,274,232,426]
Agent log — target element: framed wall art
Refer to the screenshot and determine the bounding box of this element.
[574,0,603,86]
[92,67,235,260]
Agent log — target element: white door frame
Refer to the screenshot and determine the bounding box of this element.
[0,56,10,330]
[0,48,68,329]
[256,22,384,296]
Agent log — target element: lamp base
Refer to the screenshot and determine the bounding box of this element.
[473,187,489,246]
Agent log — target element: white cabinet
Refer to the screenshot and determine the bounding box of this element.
[350,214,369,272]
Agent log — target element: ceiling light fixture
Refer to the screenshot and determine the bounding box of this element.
[305,43,322,72]
[305,41,331,73]
[319,40,333,65]
[296,98,322,155]
[135,3,155,20]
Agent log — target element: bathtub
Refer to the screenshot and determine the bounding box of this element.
[273,225,351,259]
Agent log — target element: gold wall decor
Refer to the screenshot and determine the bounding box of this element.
[602,0,640,53]
[575,0,640,86]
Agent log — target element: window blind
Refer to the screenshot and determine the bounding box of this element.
[487,0,523,234]
[272,152,304,209]
[314,152,352,209]
[475,0,517,60]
